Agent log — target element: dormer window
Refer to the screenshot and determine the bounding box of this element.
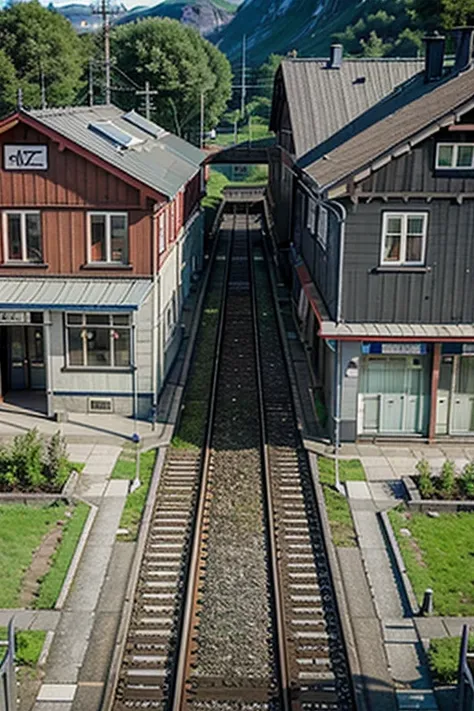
[436,142,474,169]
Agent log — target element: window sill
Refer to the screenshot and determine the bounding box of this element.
[61,366,133,373]
[80,263,133,271]
[1,262,48,268]
[372,266,431,274]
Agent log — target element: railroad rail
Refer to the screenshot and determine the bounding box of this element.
[108,203,353,711]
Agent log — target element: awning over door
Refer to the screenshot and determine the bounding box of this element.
[0,278,152,311]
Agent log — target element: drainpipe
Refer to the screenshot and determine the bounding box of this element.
[44,310,53,418]
[132,310,138,421]
[151,209,159,430]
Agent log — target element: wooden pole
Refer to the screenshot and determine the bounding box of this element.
[428,343,441,441]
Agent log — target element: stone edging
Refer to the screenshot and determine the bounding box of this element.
[403,476,474,512]
[101,446,167,711]
[0,469,80,505]
[379,510,420,616]
[54,502,98,610]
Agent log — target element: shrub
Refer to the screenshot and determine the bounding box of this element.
[438,459,456,500]
[10,430,45,490]
[44,432,69,490]
[461,462,474,500]
[0,430,72,492]
[416,459,434,499]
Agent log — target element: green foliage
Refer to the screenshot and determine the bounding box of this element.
[416,458,435,499]
[0,1,86,114]
[318,457,366,547]
[438,459,456,499]
[0,628,46,667]
[0,49,17,117]
[35,502,89,608]
[255,53,282,100]
[461,461,474,499]
[428,635,474,685]
[0,430,73,492]
[111,18,231,138]
[116,449,156,541]
[414,0,474,30]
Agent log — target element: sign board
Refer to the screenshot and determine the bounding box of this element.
[4,145,48,171]
[362,342,428,355]
[0,312,31,323]
[462,344,474,354]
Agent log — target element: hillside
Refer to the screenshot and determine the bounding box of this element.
[213,0,360,65]
[116,0,236,35]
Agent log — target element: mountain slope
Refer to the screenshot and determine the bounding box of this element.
[117,0,236,36]
[213,0,360,65]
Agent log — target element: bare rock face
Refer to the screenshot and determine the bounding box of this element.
[115,0,235,37]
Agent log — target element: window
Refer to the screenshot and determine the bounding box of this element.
[88,212,128,264]
[381,212,428,266]
[307,198,316,233]
[159,213,165,254]
[3,211,42,262]
[436,143,474,169]
[66,313,131,368]
[317,205,328,249]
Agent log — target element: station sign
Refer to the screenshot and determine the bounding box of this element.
[4,145,48,171]
[361,342,428,355]
[0,311,31,323]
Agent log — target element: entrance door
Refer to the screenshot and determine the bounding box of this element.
[9,326,28,389]
[452,357,474,434]
[436,356,453,435]
[27,327,46,390]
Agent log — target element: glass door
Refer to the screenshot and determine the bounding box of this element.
[27,327,45,390]
[9,326,28,389]
[451,357,474,433]
[436,356,453,435]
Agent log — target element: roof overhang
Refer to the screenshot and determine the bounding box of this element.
[0,278,152,312]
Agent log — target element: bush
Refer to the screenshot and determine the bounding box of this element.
[461,462,474,500]
[0,430,71,492]
[438,459,456,499]
[416,459,434,499]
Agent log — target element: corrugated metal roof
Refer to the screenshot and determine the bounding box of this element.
[300,65,474,190]
[280,58,424,158]
[320,321,474,340]
[26,106,205,199]
[0,278,152,311]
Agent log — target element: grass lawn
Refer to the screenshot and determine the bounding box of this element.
[318,458,366,547]
[0,627,46,667]
[210,121,273,147]
[428,634,474,685]
[34,502,89,609]
[389,508,474,616]
[113,448,156,542]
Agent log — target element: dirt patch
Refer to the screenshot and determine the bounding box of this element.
[19,522,65,608]
[407,536,427,568]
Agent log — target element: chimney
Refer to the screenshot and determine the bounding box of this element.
[327,44,343,69]
[454,26,474,73]
[423,32,445,82]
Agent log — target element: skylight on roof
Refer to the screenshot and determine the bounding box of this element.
[123,110,166,139]
[89,121,144,149]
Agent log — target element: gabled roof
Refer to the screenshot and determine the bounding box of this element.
[271,58,424,159]
[23,105,205,199]
[301,65,474,191]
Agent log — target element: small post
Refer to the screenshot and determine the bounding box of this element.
[88,57,94,107]
[145,80,151,120]
[129,432,141,493]
[17,87,23,111]
[421,588,434,616]
[40,67,46,110]
[233,118,238,145]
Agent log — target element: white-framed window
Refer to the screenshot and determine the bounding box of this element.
[65,313,131,368]
[381,212,428,266]
[165,293,177,342]
[87,212,128,264]
[306,198,316,232]
[436,142,474,169]
[159,212,166,254]
[317,205,328,249]
[2,210,42,263]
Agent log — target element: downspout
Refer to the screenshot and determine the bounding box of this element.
[132,310,138,421]
[44,310,53,418]
[151,209,159,430]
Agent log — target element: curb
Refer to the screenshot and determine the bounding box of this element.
[38,629,55,667]
[54,502,97,610]
[379,510,420,616]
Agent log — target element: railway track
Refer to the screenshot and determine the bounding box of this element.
[108,204,353,711]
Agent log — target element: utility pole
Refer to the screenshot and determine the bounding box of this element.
[40,67,46,110]
[240,34,246,118]
[135,82,158,120]
[88,57,94,107]
[102,0,111,104]
[199,91,204,149]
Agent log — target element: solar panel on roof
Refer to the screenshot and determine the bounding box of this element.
[89,121,144,148]
[123,110,166,139]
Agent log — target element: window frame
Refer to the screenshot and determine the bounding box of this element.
[435,142,474,170]
[158,212,166,255]
[380,211,428,267]
[86,211,129,265]
[317,205,328,250]
[306,197,317,233]
[64,312,132,370]
[2,209,42,263]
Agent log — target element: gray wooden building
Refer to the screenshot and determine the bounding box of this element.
[270,31,474,442]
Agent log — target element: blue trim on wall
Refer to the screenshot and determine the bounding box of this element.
[53,391,153,398]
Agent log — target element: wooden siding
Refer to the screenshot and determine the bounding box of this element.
[342,198,474,323]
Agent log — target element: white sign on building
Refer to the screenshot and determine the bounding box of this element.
[4,145,48,171]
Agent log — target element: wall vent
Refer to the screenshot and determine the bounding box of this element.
[88,397,113,413]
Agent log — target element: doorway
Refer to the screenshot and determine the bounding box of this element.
[0,325,46,396]
[436,355,474,435]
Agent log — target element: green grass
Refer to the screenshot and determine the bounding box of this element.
[389,508,474,616]
[0,628,46,667]
[210,121,273,147]
[318,458,366,547]
[428,635,474,685]
[115,449,157,541]
[0,503,68,608]
[34,502,90,609]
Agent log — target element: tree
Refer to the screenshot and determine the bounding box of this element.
[111,18,232,139]
[257,53,282,100]
[0,1,86,109]
[414,0,474,29]
[0,49,17,118]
